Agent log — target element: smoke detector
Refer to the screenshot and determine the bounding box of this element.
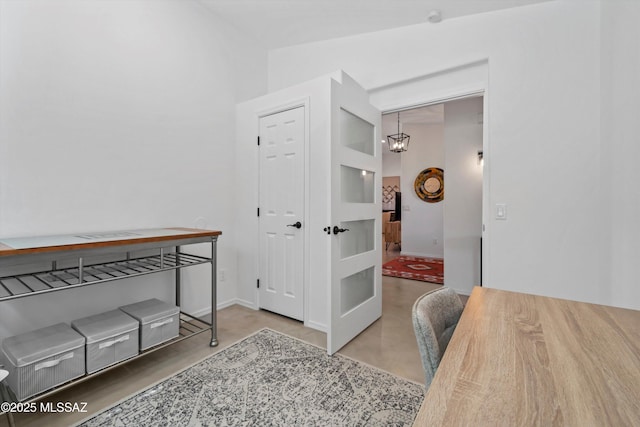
[427,9,442,23]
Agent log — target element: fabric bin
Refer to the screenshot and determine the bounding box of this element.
[0,323,85,401]
[71,310,139,374]
[119,299,180,350]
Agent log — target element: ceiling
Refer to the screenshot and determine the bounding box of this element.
[198,0,553,49]
[382,104,444,157]
[382,104,444,137]
[197,0,533,155]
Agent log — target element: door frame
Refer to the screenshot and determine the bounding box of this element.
[381,91,486,291]
[370,59,490,291]
[256,97,311,324]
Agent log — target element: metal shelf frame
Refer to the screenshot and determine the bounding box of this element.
[0,251,211,301]
[0,228,220,423]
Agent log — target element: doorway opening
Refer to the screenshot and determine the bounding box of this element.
[381,95,483,296]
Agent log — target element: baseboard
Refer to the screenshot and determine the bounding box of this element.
[219,299,324,331]
[216,298,257,311]
[234,298,258,310]
[304,319,327,333]
[399,251,443,259]
[182,298,255,318]
[186,306,212,318]
[216,299,239,310]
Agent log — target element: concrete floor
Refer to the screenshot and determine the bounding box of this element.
[2,249,460,427]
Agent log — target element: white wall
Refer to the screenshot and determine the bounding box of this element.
[601,1,640,310]
[400,124,444,258]
[266,2,616,307]
[443,97,483,295]
[382,151,401,177]
[0,0,267,337]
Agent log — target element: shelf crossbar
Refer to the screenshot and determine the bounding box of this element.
[0,252,211,302]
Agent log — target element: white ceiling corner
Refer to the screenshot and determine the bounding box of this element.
[197,0,555,50]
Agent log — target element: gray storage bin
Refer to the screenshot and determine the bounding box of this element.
[119,299,180,350]
[0,323,85,401]
[71,310,139,374]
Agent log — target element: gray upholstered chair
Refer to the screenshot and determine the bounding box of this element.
[412,287,464,387]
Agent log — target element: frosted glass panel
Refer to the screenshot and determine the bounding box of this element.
[340,220,374,259]
[341,266,375,314]
[340,108,374,155]
[341,166,375,203]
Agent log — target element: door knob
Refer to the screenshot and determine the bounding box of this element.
[287,221,302,229]
[333,226,349,235]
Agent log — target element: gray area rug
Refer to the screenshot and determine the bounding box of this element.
[79,328,425,426]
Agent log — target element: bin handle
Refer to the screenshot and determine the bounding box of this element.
[150,318,173,329]
[34,352,74,372]
[98,334,130,350]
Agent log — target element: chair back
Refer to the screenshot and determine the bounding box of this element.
[412,287,464,387]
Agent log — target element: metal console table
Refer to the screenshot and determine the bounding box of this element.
[0,227,221,423]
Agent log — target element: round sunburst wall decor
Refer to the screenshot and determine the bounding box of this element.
[414,167,444,203]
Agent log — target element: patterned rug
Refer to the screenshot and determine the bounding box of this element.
[78,329,425,426]
[382,256,444,284]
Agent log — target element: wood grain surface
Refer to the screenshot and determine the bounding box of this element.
[0,227,221,257]
[414,286,640,426]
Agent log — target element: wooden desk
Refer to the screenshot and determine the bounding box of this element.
[414,286,640,426]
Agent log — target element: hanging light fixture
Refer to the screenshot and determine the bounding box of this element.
[387,111,410,153]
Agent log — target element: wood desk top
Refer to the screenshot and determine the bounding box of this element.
[414,286,640,426]
[0,227,221,257]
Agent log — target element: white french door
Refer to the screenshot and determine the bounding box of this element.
[327,77,382,355]
[258,107,305,321]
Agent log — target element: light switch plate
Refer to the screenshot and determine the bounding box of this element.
[496,203,507,220]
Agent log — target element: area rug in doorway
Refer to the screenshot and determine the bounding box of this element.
[78,329,425,426]
[382,256,444,284]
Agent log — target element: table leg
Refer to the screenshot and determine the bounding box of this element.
[210,237,218,347]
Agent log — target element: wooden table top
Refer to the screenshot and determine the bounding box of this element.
[0,227,221,257]
[414,286,640,426]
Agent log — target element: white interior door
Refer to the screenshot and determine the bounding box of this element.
[327,77,382,354]
[258,107,305,321]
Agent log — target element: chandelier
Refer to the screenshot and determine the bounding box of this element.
[387,111,410,153]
